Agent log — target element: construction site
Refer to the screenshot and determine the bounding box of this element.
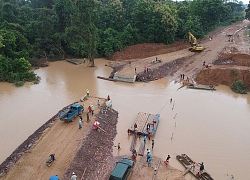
[0,20,249,180]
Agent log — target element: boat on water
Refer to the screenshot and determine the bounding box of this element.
[176,154,214,180]
[187,84,216,91]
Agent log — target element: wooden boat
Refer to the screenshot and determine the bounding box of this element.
[176,154,214,180]
[187,84,216,91]
[66,59,82,65]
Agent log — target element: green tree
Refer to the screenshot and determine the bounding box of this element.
[75,0,97,67]
[0,35,5,48]
[12,57,31,73]
[245,1,250,20]
[190,0,231,32]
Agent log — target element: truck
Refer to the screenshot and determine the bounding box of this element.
[188,32,203,52]
[59,104,84,122]
[109,158,134,180]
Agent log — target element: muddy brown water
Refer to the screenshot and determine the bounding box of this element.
[0,59,250,180]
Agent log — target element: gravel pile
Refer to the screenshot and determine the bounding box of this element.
[136,58,186,82]
[63,105,119,180]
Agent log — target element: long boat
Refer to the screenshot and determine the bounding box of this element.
[187,84,216,91]
[176,154,214,180]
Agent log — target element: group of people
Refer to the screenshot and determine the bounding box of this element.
[180,73,189,82]
[87,104,94,116]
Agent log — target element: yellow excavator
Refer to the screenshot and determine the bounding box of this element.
[188,32,203,52]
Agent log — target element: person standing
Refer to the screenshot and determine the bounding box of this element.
[90,104,94,115]
[97,99,100,107]
[118,143,121,150]
[148,132,151,140]
[78,118,82,129]
[86,89,89,97]
[166,155,171,162]
[135,67,136,73]
[152,140,155,149]
[147,151,151,162]
[134,123,137,130]
[88,106,91,113]
[199,162,204,172]
[71,172,77,180]
[148,157,152,167]
[107,95,110,101]
[144,135,147,143]
[86,112,90,122]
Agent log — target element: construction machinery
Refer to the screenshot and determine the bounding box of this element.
[188,32,203,52]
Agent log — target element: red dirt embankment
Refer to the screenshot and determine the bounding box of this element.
[113,41,189,61]
[195,53,250,90]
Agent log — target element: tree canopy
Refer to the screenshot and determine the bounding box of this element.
[0,0,246,83]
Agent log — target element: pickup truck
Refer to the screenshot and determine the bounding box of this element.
[59,104,84,122]
[109,158,134,180]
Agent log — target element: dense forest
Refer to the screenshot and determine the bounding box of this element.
[0,0,248,84]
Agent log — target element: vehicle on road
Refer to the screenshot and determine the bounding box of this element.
[109,158,134,180]
[59,104,84,122]
[188,32,203,52]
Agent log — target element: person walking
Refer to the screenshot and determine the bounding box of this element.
[78,117,82,129]
[86,89,90,97]
[144,135,147,143]
[152,140,155,149]
[135,67,136,73]
[71,172,77,180]
[118,143,121,150]
[107,95,110,101]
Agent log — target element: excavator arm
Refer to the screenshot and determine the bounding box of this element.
[188,32,203,51]
[188,32,197,44]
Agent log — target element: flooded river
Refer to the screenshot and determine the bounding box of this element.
[0,59,250,180]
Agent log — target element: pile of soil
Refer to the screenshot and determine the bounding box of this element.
[214,53,250,67]
[113,41,189,61]
[63,105,119,180]
[195,53,250,90]
[195,67,250,90]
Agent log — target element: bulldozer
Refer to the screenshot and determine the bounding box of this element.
[188,32,203,52]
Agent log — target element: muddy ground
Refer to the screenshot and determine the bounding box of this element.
[111,20,250,91]
[1,20,249,180]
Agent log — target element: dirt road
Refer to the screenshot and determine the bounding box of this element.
[112,20,250,85]
[1,97,105,180]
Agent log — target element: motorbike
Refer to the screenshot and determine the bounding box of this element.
[46,154,55,167]
[132,149,137,160]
